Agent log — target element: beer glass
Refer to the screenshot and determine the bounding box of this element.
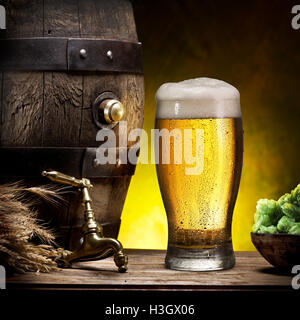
[155,78,243,271]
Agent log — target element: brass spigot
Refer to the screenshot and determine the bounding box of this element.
[100,99,125,124]
[42,170,128,273]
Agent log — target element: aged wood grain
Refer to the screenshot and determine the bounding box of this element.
[2,0,43,37]
[0,0,144,250]
[0,0,44,146]
[78,0,138,41]
[6,251,293,291]
[42,0,83,147]
[42,1,83,248]
[44,0,80,37]
[1,72,44,146]
[42,72,83,146]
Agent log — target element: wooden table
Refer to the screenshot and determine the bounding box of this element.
[3,249,298,319]
[6,250,294,292]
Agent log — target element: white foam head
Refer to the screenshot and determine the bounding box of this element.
[155,77,241,119]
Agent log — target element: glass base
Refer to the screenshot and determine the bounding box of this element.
[165,242,235,271]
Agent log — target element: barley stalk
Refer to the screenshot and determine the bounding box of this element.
[0,182,70,273]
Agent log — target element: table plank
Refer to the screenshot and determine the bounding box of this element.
[6,251,294,291]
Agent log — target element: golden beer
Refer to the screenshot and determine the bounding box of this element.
[156,118,243,247]
[155,78,243,271]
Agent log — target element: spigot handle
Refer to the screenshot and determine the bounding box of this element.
[42,170,92,189]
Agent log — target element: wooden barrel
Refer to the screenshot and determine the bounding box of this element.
[0,0,144,250]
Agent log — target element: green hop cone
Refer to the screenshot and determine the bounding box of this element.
[289,224,300,234]
[257,225,278,234]
[253,184,300,234]
[281,202,300,221]
[277,216,295,233]
[278,193,292,206]
[252,199,282,233]
[290,184,300,206]
[277,215,300,234]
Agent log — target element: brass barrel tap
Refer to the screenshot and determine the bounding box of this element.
[42,170,128,273]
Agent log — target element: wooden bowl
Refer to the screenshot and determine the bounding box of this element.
[251,232,300,270]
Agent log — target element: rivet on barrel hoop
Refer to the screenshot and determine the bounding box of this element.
[79,48,87,59]
[106,50,113,60]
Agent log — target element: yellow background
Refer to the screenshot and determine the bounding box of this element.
[118,0,300,251]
